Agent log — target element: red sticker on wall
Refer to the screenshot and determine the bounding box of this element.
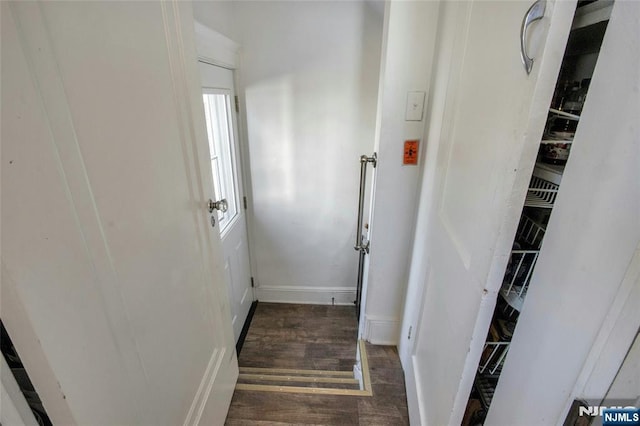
[403,140,419,165]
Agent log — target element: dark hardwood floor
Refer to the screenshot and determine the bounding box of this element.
[237,302,358,370]
[225,303,409,425]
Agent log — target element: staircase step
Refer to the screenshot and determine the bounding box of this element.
[239,367,354,377]
[238,373,359,385]
[234,340,373,396]
[236,369,360,391]
[238,380,359,390]
[234,383,371,396]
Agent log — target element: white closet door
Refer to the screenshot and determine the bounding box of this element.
[404,0,576,424]
[1,2,237,425]
[487,1,640,423]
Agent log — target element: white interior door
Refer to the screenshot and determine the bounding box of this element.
[200,62,254,342]
[403,0,576,424]
[1,2,237,425]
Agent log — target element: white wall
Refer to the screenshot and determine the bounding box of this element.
[234,1,384,304]
[362,1,440,344]
[192,1,237,41]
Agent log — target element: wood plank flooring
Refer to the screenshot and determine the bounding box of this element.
[226,303,409,425]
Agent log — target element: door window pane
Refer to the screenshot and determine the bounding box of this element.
[202,92,238,234]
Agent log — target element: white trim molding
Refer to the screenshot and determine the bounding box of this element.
[182,348,226,426]
[363,315,400,345]
[255,286,356,306]
[405,355,429,426]
[193,20,239,69]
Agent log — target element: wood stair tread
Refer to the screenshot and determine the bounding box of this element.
[239,366,355,377]
[233,341,373,396]
[239,373,358,384]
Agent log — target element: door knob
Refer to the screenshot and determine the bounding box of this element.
[208,198,228,213]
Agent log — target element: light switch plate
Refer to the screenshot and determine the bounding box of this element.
[405,91,425,121]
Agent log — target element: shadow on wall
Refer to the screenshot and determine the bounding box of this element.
[234,1,384,292]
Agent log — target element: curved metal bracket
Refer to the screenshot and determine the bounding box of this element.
[360,153,377,168]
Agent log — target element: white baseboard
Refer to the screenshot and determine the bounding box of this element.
[362,315,400,345]
[255,285,356,306]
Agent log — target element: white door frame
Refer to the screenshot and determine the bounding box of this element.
[559,247,640,423]
[194,21,239,71]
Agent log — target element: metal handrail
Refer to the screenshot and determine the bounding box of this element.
[354,153,377,252]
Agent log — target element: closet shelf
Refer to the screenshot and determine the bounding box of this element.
[534,161,564,185]
[478,321,512,376]
[541,139,573,145]
[475,376,497,409]
[498,215,546,314]
[479,341,510,376]
[524,176,559,209]
[516,215,546,249]
[549,108,580,121]
[525,192,554,209]
[500,286,525,313]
